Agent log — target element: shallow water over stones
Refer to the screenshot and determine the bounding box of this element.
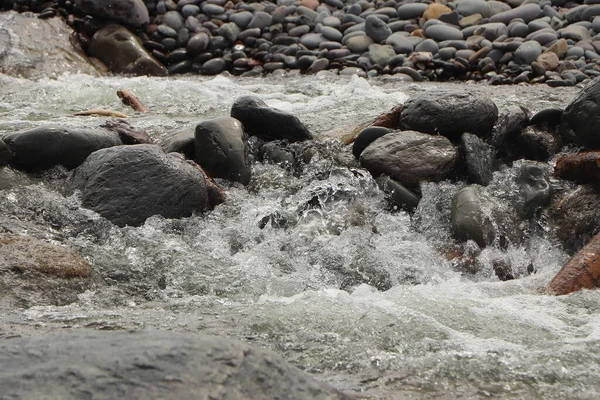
[1,73,599,399]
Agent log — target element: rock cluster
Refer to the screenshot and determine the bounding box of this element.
[4,0,600,83]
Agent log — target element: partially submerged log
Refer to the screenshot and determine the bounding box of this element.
[548,232,600,295]
[117,89,149,113]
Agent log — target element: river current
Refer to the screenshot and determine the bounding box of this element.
[0,72,598,399]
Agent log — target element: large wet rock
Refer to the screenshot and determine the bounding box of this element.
[231,96,313,142]
[88,24,167,76]
[359,130,459,188]
[0,233,92,308]
[0,330,349,400]
[195,117,251,185]
[459,132,494,186]
[399,91,498,140]
[0,139,12,167]
[561,77,600,149]
[74,0,149,28]
[516,162,551,218]
[2,126,121,172]
[71,144,220,227]
[0,11,104,79]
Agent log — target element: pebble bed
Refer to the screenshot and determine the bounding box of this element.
[3,0,600,84]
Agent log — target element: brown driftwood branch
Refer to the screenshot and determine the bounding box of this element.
[117,89,149,113]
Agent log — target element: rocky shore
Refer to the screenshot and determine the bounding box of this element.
[3,0,600,84]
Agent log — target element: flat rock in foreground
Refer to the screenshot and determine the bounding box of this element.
[0,330,349,400]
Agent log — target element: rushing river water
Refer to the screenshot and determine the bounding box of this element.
[1,72,599,399]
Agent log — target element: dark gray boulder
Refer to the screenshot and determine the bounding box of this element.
[561,76,600,148]
[489,106,529,159]
[451,185,494,247]
[376,175,420,212]
[359,130,459,188]
[195,117,251,185]
[160,126,195,159]
[88,24,167,76]
[231,96,313,142]
[519,128,559,161]
[71,144,219,227]
[399,91,498,140]
[3,126,121,172]
[352,126,393,159]
[0,330,349,400]
[365,15,392,42]
[0,138,13,167]
[459,132,495,186]
[74,0,149,28]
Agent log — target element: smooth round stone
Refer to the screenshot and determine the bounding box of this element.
[342,31,366,45]
[218,23,241,43]
[320,41,343,50]
[187,32,210,56]
[529,19,551,32]
[274,36,299,45]
[456,49,476,59]
[264,62,285,72]
[388,21,409,32]
[321,26,342,41]
[514,40,543,64]
[508,21,529,37]
[161,37,177,51]
[347,35,375,52]
[374,7,398,18]
[347,3,362,16]
[490,4,542,24]
[230,11,253,29]
[438,47,457,60]
[345,22,366,35]
[369,44,395,66]
[324,0,344,8]
[594,16,600,32]
[559,25,592,41]
[307,58,329,73]
[300,33,327,49]
[397,3,428,19]
[387,34,421,53]
[474,22,508,41]
[181,4,199,17]
[487,0,511,16]
[157,1,167,14]
[185,16,203,33]
[297,6,318,21]
[168,59,192,74]
[582,5,600,21]
[365,15,392,42]
[289,25,311,36]
[456,0,491,18]
[238,28,261,41]
[202,4,224,15]
[426,24,463,41]
[415,38,439,54]
[202,58,227,75]
[157,24,177,38]
[162,10,184,30]
[248,11,272,29]
[528,31,558,45]
[439,40,468,49]
[322,16,341,28]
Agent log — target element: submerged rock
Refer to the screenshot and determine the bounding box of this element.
[0,233,92,307]
[399,91,498,140]
[231,96,313,142]
[0,330,349,400]
[88,24,167,76]
[459,132,495,186]
[195,117,251,185]
[516,163,551,218]
[3,126,121,172]
[359,130,459,188]
[451,185,494,248]
[71,144,220,227]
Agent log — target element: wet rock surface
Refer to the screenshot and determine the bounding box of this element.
[70,144,216,227]
[0,330,349,400]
